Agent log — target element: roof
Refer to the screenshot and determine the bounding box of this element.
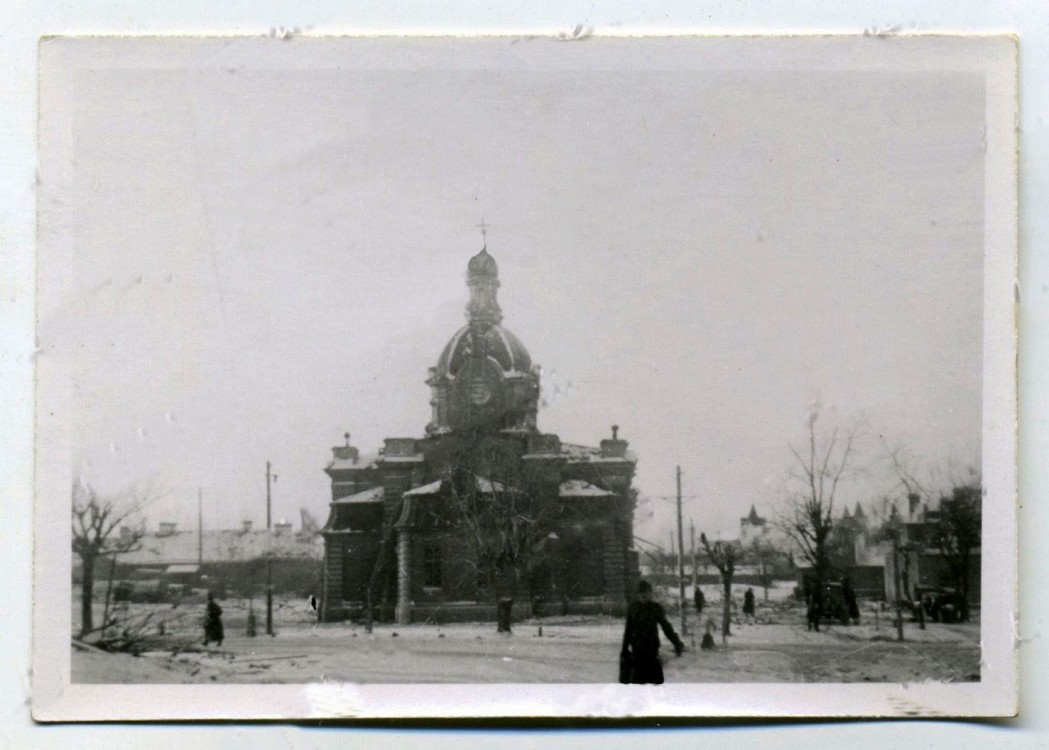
[560,443,601,459]
[434,323,533,378]
[403,475,514,498]
[331,486,384,505]
[166,564,200,574]
[116,530,324,566]
[404,479,444,497]
[326,453,379,472]
[559,442,638,464]
[559,480,617,498]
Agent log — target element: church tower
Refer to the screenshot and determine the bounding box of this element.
[426,247,541,434]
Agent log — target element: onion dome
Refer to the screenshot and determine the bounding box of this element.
[467,247,499,279]
[435,323,533,378]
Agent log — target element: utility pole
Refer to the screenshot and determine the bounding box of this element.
[690,518,696,588]
[197,487,203,568]
[892,528,904,642]
[266,460,274,636]
[676,466,687,637]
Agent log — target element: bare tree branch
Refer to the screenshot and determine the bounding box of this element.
[72,480,161,640]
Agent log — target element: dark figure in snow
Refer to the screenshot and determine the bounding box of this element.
[742,587,756,624]
[620,580,684,684]
[700,620,716,650]
[843,577,860,625]
[806,585,823,632]
[203,592,224,647]
[693,586,705,616]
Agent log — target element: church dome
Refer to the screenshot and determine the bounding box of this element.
[435,324,533,378]
[467,248,499,279]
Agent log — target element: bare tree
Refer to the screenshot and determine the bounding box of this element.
[776,413,864,601]
[749,537,782,602]
[883,443,981,621]
[700,532,737,642]
[930,481,982,622]
[445,435,559,632]
[72,480,157,639]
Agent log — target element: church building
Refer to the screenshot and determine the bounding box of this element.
[319,246,641,624]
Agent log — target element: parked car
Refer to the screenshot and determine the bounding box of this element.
[822,582,851,625]
[914,586,966,623]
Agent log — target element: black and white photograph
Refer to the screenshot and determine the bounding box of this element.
[31,35,1017,720]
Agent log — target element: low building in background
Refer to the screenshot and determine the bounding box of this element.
[72,518,324,600]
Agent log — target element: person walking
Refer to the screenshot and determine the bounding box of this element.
[806,584,823,633]
[693,585,705,616]
[742,587,756,625]
[620,580,684,684]
[203,591,225,647]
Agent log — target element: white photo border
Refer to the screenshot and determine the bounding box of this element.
[31,33,1017,721]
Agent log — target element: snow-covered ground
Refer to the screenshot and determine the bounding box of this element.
[71,591,980,685]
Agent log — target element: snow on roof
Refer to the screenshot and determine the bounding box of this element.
[559,480,617,498]
[117,529,324,566]
[404,479,444,497]
[560,443,601,459]
[327,453,380,471]
[474,474,511,494]
[331,486,384,505]
[166,564,200,574]
[559,443,637,463]
[403,475,514,497]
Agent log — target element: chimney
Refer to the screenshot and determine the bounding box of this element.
[157,521,176,537]
[332,432,360,463]
[600,424,628,458]
[908,493,921,519]
[119,525,132,540]
[241,520,253,534]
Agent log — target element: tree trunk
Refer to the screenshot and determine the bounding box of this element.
[495,562,515,633]
[80,555,95,638]
[102,554,117,636]
[721,580,732,641]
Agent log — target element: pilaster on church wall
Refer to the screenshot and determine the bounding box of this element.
[379,438,424,527]
[319,536,345,621]
[600,522,629,605]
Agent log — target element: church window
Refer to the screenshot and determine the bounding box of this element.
[423,542,442,587]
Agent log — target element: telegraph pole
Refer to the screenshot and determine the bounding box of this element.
[676,466,687,637]
[690,518,696,588]
[266,460,274,636]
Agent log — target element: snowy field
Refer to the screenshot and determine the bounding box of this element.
[71,588,980,685]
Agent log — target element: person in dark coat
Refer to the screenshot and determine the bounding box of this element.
[203,592,224,647]
[843,577,860,625]
[742,587,756,624]
[693,585,705,616]
[806,585,823,632]
[620,580,684,684]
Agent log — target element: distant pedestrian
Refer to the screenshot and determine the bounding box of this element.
[620,580,684,684]
[843,578,860,625]
[806,586,823,632]
[742,588,756,624]
[693,586,705,616]
[203,592,224,647]
[700,620,716,650]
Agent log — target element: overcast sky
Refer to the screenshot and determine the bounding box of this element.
[42,39,985,548]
